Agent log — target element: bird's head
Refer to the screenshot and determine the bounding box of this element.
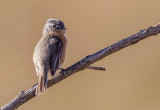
[43,19,66,36]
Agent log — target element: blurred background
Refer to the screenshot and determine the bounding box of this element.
[0,0,160,110]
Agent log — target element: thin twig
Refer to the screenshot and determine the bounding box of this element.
[87,65,106,71]
[1,23,160,110]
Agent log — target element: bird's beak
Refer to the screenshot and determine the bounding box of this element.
[61,27,67,30]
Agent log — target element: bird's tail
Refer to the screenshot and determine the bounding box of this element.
[36,73,48,95]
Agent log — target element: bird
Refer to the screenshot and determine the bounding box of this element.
[33,19,67,95]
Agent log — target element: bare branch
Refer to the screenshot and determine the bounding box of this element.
[1,23,160,110]
[87,65,106,71]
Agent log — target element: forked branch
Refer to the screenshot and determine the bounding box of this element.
[1,23,160,110]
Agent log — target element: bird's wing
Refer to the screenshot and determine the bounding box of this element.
[49,37,63,76]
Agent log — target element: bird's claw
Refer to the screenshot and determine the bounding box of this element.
[59,68,66,76]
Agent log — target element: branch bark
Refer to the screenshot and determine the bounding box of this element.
[87,65,106,71]
[1,23,160,110]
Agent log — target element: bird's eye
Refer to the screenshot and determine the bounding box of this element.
[52,25,56,29]
[55,25,61,29]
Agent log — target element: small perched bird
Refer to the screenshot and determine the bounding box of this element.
[33,19,67,95]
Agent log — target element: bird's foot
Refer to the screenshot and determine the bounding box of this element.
[59,68,66,76]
